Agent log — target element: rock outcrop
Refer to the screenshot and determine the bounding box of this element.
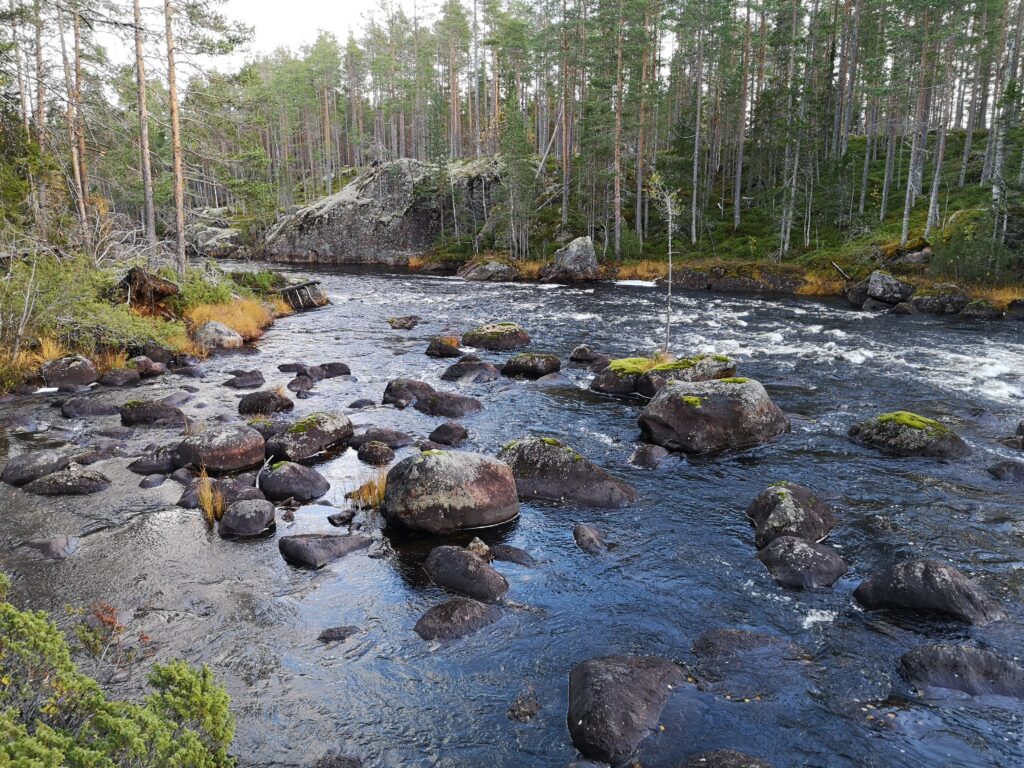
[539,236,598,283]
[262,158,498,266]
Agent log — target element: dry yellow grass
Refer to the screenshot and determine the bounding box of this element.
[615,260,670,281]
[186,298,274,341]
[196,468,225,529]
[796,272,846,296]
[93,348,129,372]
[439,335,461,347]
[270,297,294,317]
[348,469,387,509]
[969,285,1023,310]
[407,255,428,271]
[515,260,547,280]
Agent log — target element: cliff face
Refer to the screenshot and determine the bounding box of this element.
[260,157,498,265]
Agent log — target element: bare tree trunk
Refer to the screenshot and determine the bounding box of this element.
[33,0,47,237]
[165,0,187,277]
[926,40,954,238]
[72,4,88,207]
[691,33,703,246]
[612,0,624,260]
[959,8,986,187]
[880,93,896,221]
[733,1,751,230]
[57,7,88,241]
[134,0,156,244]
[635,7,651,242]
[901,13,931,245]
[560,0,571,228]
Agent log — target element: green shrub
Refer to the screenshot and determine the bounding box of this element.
[0,574,235,766]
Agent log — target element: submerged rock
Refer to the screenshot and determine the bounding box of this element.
[317,625,359,643]
[757,536,848,589]
[507,687,541,722]
[23,536,80,560]
[745,482,836,548]
[412,390,483,418]
[60,397,118,419]
[566,655,685,765]
[502,353,562,380]
[1,450,70,486]
[414,596,502,640]
[382,378,435,408]
[499,437,637,507]
[25,468,110,496]
[423,545,509,601]
[638,378,790,454]
[491,544,537,567]
[629,443,669,469]
[173,425,266,473]
[218,499,276,539]
[260,461,330,502]
[853,559,1005,625]
[540,236,599,283]
[41,355,98,389]
[988,459,1024,482]
[265,412,354,462]
[461,321,530,351]
[679,750,773,768]
[441,356,501,384]
[278,533,370,568]
[223,369,265,389]
[387,315,420,330]
[848,411,969,459]
[357,441,394,466]
[383,451,519,533]
[119,400,183,427]
[429,421,468,446]
[901,644,1024,698]
[573,523,607,554]
[238,389,294,416]
[425,336,463,358]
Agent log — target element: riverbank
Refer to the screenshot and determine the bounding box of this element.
[0,257,293,394]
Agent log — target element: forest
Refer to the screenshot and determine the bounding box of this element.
[1,0,1022,282]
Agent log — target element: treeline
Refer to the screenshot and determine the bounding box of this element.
[1,0,1023,274]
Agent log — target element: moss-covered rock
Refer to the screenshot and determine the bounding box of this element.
[849,411,968,460]
[498,436,637,507]
[461,321,530,351]
[265,411,353,462]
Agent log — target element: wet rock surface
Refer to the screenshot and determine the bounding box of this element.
[265,412,354,462]
[414,596,502,640]
[423,545,509,601]
[499,437,637,507]
[172,425,266,473]
[900,644,1024,698]
[461,321,530,351]
[757,536,848,589]
[745,482,836,548]
[278,533,371,568]
[849,411,969,459]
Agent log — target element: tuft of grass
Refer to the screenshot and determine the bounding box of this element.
[94,348,129,372]
[438,334,461,347]
[796,271,847,296]
[407,255,428,271]
[347,469,387,509]
[514,260,547,280]
[270,296,293,317]
[185,298,274,342]
[968,285,1023,310]
[196,468,225,529]
[615,260,670,281]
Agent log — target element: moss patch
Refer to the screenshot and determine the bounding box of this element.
[287,413,328,434]
[680,396,704,408]
[877,411,952,436]
[719,377,749,384]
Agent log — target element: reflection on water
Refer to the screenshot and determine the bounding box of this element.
[2,264,1023,767]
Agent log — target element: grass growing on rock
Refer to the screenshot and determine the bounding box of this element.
[197,469,225,529]
[185,298,275,342]
[348,470,387,509]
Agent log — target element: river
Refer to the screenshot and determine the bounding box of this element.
[2,265,1023,767]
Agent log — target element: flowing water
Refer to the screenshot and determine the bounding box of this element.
[2,265,1023,767]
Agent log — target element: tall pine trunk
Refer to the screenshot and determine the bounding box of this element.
[165,0,187,277]
[134,0,156,244]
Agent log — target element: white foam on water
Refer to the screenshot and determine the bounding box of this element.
[840,349,876,365]
[614,279,658,287]
[802,609,837,629]
[34,387,58,394]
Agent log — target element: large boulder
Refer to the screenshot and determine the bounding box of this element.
[501,353,561,380]
[853,559,1006,625]
[866,270,915,304]
[119,400,184,427]
[638,378,789,454]
[757,536,848,589]
[461,321,530,351]
[498,437,636,507]
[426,337,463,358]
[278,533,370,568]
[172,425,266,473]
[195,321,243,350]
[260,461,330,502]
[960,299,1003,320]
[540,236,599,283]
[218,499,276,539]
[40,355,98,389]
[412,390,483,418]
[429,421,468,446]
[1,450,70,487]
[382,451,519,533]
[265,412,353,462]
[238,389,294,416]
[458,259,518,282]
[441,355,501,383]
[848,411,969,459]
[261,157,498,266]
[177,477,264,509]
[414,597,502,640]
[423,545,509,601]
[1006,298,1024,321]
[745,482,836,548]
[98,368,141,387]
[567,655,685,764]
[901,644,1024,698]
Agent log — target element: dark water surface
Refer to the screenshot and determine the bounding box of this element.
[2,266,1024,767]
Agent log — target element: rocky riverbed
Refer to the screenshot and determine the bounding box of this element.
[1,264,1023,767]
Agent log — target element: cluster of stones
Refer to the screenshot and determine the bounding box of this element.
[845,269,1024,320]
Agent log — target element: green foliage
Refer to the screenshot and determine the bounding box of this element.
[227,269,287,296]
[0,580,235,767]
[930,208,1021,284]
